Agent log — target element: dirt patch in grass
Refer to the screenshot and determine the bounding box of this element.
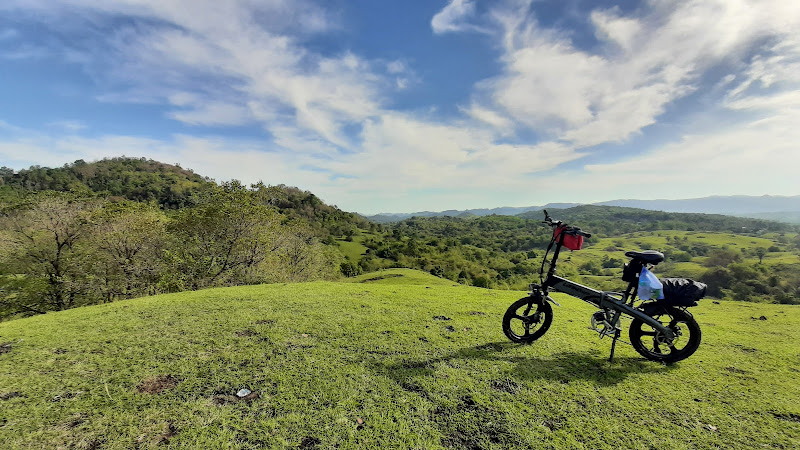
[475,343,505,352]
[434,394,512,449]
[432,315,451,321]
[298,436,321,449]
[136,375,179,394]
[254,319,275,325]
[732,344,758,353]
[52,391,82,402]
[542,419,563,431]
[468,311,487,316]
[772,412,800,423]
[58,413,88,430]
[724,367,748,374]
[73,438,103,450]
[0,391,22,400]
[0,342,12,354]
[235,329,256,337]
[398,380,427,395]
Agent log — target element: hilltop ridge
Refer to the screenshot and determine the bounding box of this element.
[366,195,800,224]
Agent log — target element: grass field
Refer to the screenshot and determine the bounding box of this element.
[1,269,798,449]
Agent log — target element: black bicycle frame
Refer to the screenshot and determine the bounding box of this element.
[538,231,674,339]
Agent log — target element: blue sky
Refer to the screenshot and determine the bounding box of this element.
[1,0,799,214]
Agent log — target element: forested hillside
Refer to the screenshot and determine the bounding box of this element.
[517,205,793,234]
[2,158,798,321]
[351,212,800,304]
[0,157,211,208]
[0,158,374,320]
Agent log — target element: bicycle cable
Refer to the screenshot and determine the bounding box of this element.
[540,231,557,285]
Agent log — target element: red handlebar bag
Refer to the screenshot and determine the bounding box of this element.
[555,226,583,251]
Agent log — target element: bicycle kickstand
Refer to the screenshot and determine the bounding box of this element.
[608,329,621,363]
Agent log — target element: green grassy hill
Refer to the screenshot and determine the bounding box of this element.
[1,269,798,449]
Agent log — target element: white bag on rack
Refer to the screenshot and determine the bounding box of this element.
[638,267,665,300]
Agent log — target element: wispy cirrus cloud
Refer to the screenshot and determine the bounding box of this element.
[469,0,800,148]
[431,0,489,35]
[1,0,381,150]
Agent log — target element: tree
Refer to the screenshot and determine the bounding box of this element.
[272,225,337,282]
[88,202,167,301]
[755,247,766,264]
[164,181,279,289]
[699,267,733,298]
[1,194,99,315]
[340,261,363,278]
[704,248,741,267]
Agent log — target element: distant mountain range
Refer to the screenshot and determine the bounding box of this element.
[365,195,800,224]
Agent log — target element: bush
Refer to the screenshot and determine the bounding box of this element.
[340,261,363,277]
[473,276,492,288]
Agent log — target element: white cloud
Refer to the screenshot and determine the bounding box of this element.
[472,0,800,149]
[526,106,800,202]
[431,0,485,35]
[2,0,379,152]
[461,104,514,132]
[320,112,582,208]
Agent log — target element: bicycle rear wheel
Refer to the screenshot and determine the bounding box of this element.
[629,305,701,363]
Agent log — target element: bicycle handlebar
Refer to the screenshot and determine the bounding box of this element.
[541,210,591,238]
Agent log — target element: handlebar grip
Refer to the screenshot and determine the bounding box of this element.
[578,231,592,238]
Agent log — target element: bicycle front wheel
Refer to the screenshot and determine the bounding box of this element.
[503,297,553,344]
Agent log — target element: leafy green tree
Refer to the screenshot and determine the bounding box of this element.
[164,181,279,290]
[700,268,733,297]
[755,247,766,264]
[429,265,445,278]
[704,248,741,267]
[340,261,363,278]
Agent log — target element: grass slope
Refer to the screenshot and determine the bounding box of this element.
[1,269,798,449]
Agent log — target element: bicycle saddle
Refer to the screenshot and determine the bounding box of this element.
[625,250,664,264]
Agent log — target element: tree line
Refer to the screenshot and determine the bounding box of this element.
[0,182,343,319]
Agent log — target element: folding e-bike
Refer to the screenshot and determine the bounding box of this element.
[502,211,705,363]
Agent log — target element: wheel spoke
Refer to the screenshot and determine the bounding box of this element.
[652,340,662,354]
